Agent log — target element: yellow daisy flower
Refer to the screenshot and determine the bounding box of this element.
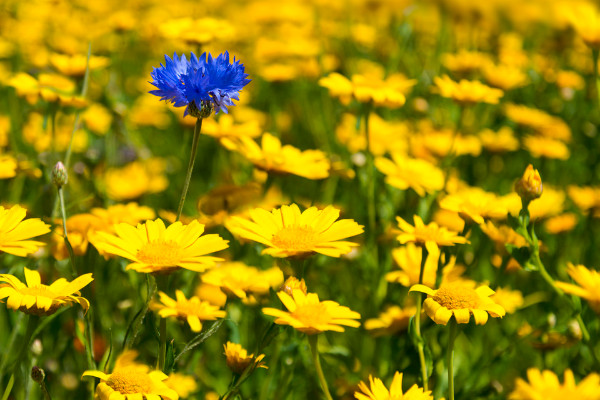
[409,282,505,325]
[544,213,578,234]
[439,187,508,224]
[509,368,600,400]
[433,75,503,105]
[0,154,18,179]
[364,305,416,337]
[164,373,198,398]
[201,262,283,300]
[0,268,93,315]
[0,205,51,257]
[82,350,179,400]
[227,204,363,258]
[151,290,226,332]
[395,215,468,254]
[523,136,570,160]
[223,341,267,374]
[354,371,433,400]
[102,159,169,201]
[93,219,229,274]
[555,263,600,314]
[223,133,330,180]
[262,289,361,335]
[491,287,524,314]
[280,276,308,296]
[478,127,520,153]
[375,153,444,197]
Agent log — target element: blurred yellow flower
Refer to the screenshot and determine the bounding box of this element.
[523,136,570,160]
[165,373,198,398]
[544,213,578,234]
[202,114,261,146]
[159,17,236,45]
[478,127,519,153]
[491,287,524,314]
[83,350,178,400]
[364,305,416,337]
[509,368,600,400]
[151,290,226,332]
[442,50,492,75]
[0,205,50,257]
[82,103,113,135]
[395,215,468,254]
[439,187,508,224]
[335,113,408,156]
[483,63,528,90]
[375,153,444,197]
[223,341,267,374]
[0,154,17,179]
[355,371,433,400]
[103,159,169,201]
[504,104,571,142]
[262,289,360,335]
[386,244,440,288]
[0,268,93,315]
[565,2,600,49]
[228,204,363,258]
[556,263,600,314]
[93,219,229,274]
[201,262,283,300]
[49,53,109,76]
[568,185,600,215]
[7,72,79,104]
[409,282,505,325]
[433,75,503,105]
[280,276,308,296]
[224,133,330,180]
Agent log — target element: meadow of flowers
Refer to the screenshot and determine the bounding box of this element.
[1,0,600,399]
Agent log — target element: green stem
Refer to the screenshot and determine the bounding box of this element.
[308,335,333,400]
[592,48,599,106]
[0,313,25,384]
[363,106,378,268]
[9,315,38,376]
[414,246,429,391]
[157,277,169,371]
[58,187,77,277]
[447,320,458,400]
[176,118,203,221]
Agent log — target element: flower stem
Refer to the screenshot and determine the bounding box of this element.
[176,118,203,221]
[363,105,378,268]
[592,49,599,106]
[447,320,458,400]
[58,187,77,278]
[308,335,333,400]
[413,246,429,391]
[157,276,169,371]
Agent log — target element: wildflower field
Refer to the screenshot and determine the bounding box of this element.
[2,0,600,399]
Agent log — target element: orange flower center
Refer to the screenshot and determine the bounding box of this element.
[433,285,480,310]
[292,303,331,326]
[136,240,182,266]
[271,226,317,252]
[107,368,153,394]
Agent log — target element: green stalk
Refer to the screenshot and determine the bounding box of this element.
[447,320,458,400]
[176,118,203,221]
[414,246,429,391]
[157,276,169,371]
[308,335,333,400]
[364,106,378,266]
[58,187,77,277]
[592,49,600,106]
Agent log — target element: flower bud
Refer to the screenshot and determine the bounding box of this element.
[31,366,46,384]
[52,161,68,188]
[515,164,542,202]
[280,276,307,296]
[187,100,214,119]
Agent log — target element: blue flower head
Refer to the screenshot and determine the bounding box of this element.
[149,51,250,117]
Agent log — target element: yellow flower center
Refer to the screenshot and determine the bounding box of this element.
[107,369,153,394]
[136,240,183,266]
[433,285,480,310]
[292,303,331,326]
[271,226,317,252]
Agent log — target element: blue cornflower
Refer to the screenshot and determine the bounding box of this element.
[149,51,250,117]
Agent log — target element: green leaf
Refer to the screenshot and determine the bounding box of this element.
[173,319,224,364]
[505,244,533,269]
[164,340,176,374]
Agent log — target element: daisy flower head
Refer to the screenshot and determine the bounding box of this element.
[0,268,93,315]
[227,204,363,258]
[0,205,51,257]
[83,350,179,400]
[409,281,505,325]
[262,289,361,335]
[93,219,229,274]
[151,290,226,332]
[149,51,250,117]
[355,371,433,400]
[395,215,468,254]
[223,341,267,374]
[509,368,600,400]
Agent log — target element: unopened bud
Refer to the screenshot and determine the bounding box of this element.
[52,161,68,188]
[515,164,542,202]
[280,276,307,296]
[31,366,46,384]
